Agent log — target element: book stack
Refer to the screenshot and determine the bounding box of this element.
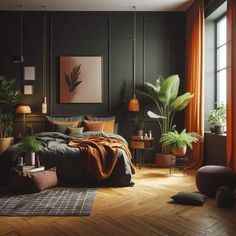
[17,165,45,173]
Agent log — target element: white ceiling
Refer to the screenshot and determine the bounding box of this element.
[0,0,195,12]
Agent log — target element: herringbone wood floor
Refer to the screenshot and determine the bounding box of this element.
[1,167,236,236]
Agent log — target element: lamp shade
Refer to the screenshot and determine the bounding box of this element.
[16,105,31,114]
[128,95,140,112]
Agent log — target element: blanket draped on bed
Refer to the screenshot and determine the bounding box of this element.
[68,137,136,180]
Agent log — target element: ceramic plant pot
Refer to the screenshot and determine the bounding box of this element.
[155,153,175,167]
[0,137,14,156]
[214,125,224,134]
[171,146,187,157]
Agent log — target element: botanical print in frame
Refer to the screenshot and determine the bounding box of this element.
[60,56,102,103]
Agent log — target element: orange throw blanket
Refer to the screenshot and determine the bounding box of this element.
[68,137,136,180]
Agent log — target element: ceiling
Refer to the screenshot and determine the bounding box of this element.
[0,0,195,12]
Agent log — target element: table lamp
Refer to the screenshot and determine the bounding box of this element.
[16,105,31,136]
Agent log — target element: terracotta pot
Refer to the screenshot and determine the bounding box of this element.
[155,153,175,168]
[171,146,187,157]
[0,137,14,156]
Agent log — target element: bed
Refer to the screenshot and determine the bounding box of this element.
[0,131,135,187]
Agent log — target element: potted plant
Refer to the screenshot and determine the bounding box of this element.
[26,122,34,136]
[14,136,42,165]
[0,75,21,155]
[160,129,202,157]
[208,103,226,134]
[134,116,144,136]
[137,75,194,166]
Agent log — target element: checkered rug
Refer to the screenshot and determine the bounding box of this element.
[0,188,96,216]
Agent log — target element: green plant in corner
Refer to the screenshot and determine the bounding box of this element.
[136,74,194,153]
[0,75,21,138]
[160,129,202,156]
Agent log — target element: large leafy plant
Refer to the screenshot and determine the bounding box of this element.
[137,75,194,153]
[0,76,21,138]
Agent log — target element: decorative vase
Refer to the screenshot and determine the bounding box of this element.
[214,125,224,134]
[171,146,187,157]
[0,137,14,156]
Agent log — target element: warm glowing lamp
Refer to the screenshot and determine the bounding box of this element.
[128,6,140,112]
[16,105,31,136]
[128,94,140,112]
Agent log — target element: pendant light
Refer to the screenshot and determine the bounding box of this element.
[41,6,47,114]
[12,5,24,63]
[128,6,140,112]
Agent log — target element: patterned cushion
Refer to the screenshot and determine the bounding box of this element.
[10,168,58,193]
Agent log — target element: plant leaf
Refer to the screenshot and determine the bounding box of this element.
[147,111,166,119]
[170,92,194,111]
[158,74,180,106]
[64,64,82,93]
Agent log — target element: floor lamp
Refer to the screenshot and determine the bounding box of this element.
[16,105,31,137]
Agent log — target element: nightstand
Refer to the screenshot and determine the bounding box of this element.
[129,137,154,169]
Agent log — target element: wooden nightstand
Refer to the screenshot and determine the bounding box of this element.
[129,137,154,169]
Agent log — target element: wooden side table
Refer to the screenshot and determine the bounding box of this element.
[129,138,154,169]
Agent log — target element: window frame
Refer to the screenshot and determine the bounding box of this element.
[215,13,227,107]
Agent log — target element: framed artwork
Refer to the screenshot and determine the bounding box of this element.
[23,85,33,95]
[24,66,36,81]
[60,56,102,103]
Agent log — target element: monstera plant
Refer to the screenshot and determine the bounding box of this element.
[137,75,194,165]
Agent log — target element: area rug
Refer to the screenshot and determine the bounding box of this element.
[0,187,96,216]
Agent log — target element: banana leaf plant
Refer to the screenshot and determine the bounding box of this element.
[136,74,194,152]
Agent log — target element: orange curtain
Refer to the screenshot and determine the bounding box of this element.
[185,0,204,168]
[227,0,236,172]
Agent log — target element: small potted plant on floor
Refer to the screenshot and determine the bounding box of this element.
[160,129,203,157]
[208,103,226,134]
[14,136,42,165]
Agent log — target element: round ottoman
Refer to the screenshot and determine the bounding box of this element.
[196,165,236,197]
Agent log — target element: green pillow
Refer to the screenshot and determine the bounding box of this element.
[171,192,207,206]
[67,127,84,136]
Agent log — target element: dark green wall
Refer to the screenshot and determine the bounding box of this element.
[0,11,186,162]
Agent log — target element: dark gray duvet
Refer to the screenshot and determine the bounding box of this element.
[0,132,134,187]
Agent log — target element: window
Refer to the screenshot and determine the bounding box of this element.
[216,16,227,105]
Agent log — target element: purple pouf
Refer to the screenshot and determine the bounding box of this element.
[196,165,236,197]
